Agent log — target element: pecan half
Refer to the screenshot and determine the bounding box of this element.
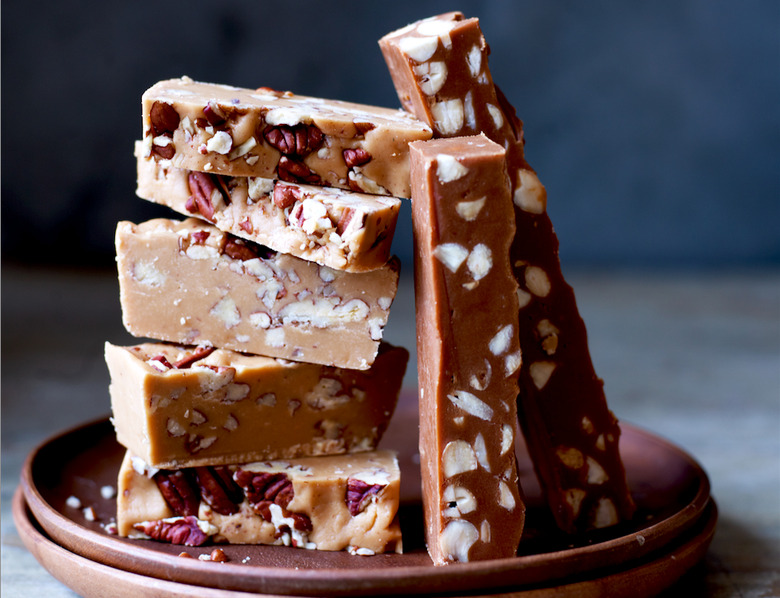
[150,101,180,136]
[195,466,243,515]
[153,470,201,517]
[343,148,372,168]
[263,124,323,157]
[273,183,302,210]
[173,346,215,369]
[345,478,385,516]
[233,470,294,509]
[187,172,227,223]
[277,156,321,185]
[134,516,210,546]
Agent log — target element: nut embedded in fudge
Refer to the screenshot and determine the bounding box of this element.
[106,341,408,469]
[135,142,401,273]
[141,76,432,199]
[116,218,400,370]
[381,12,635,533]
[409,134,525,564]
[117,449,403,554]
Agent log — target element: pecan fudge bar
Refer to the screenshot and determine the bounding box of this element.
[135,142,400,273]
[409,135,525,564]
[116,218,400,370]
[107,341,408,469]
[141,76,432,198]
[381,13,635,533]
[117,450,402,554]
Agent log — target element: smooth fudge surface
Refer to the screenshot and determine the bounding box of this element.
[116,218,400,370]
[410,135,525,564]
[117,450,402,554]
[136,142,400,273]
[107,341,407,469]
[141,77,432,198]
[381,12,635,533]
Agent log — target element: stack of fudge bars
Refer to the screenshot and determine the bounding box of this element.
[106,77,435,554]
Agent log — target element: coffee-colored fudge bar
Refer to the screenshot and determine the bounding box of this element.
[409,135,525,564]
[141,76,432,198]
[381,13,635,533]
[106,341,408,469]
[116,218,400,370]
[117,449,402,554]
[135,142,400,273]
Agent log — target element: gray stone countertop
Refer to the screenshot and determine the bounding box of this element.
[2,265,778,597]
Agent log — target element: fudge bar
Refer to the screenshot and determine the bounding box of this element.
[409,135,525,564]
[381,13,635,533]
[107,341,408,469]
[116,218,400,370]
[117,450,402,554]
[141,76,432,198]
[135,142,401,273]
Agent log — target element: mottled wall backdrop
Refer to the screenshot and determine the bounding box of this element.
[3,0,778,268]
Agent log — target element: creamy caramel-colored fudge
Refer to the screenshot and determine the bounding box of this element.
[381,13,635,533]
[116,218,400,370]
[141,77,432,198]
[117,450,402,554]
[106,341,408,469]
[409,135,525,564]
[135,143,400,273]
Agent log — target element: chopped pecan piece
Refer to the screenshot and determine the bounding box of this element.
[152,144,175,160]
[263,123,323,157]
[273,183,302,210]
[354,121,376,135]
[150,101,180,136]
[134,515,210,546]
[203,101,228,126]
[336,208,356,235]
[233,470,294,509]
[277,156,322,185]
[149,354,174,370]
[343,148,372,168]
[153,470,201,516]
[195,466,243,516]
[253,501,313,534]
[173,346,215,369]
[345,478,385,516]
[223,238,260,261]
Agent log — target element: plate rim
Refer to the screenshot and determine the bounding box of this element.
[13,485,718,598]
[20,415,713,596]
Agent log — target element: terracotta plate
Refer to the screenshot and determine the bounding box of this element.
[14,488,717,598]
[19,403,713,597]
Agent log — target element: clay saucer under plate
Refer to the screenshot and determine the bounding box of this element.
[19,399,714,597]
[14,487,718,598]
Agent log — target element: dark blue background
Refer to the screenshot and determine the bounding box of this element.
[3,0,778,269]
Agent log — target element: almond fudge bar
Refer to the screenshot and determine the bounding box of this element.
[116,218,400,370]
[117,450,402,554]
[381,13,635,533]
[135,142,400,272]
[409,135,525,564]
[141,76,432,198]
[107,341,408,469]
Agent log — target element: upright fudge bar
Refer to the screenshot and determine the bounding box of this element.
[409,135,524,564]
[116,218,400,370]
[117,449,402,554]
[106,341,408,469]
[135,142,401,272]
[381,13,635,533]
[141,76,432,198]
